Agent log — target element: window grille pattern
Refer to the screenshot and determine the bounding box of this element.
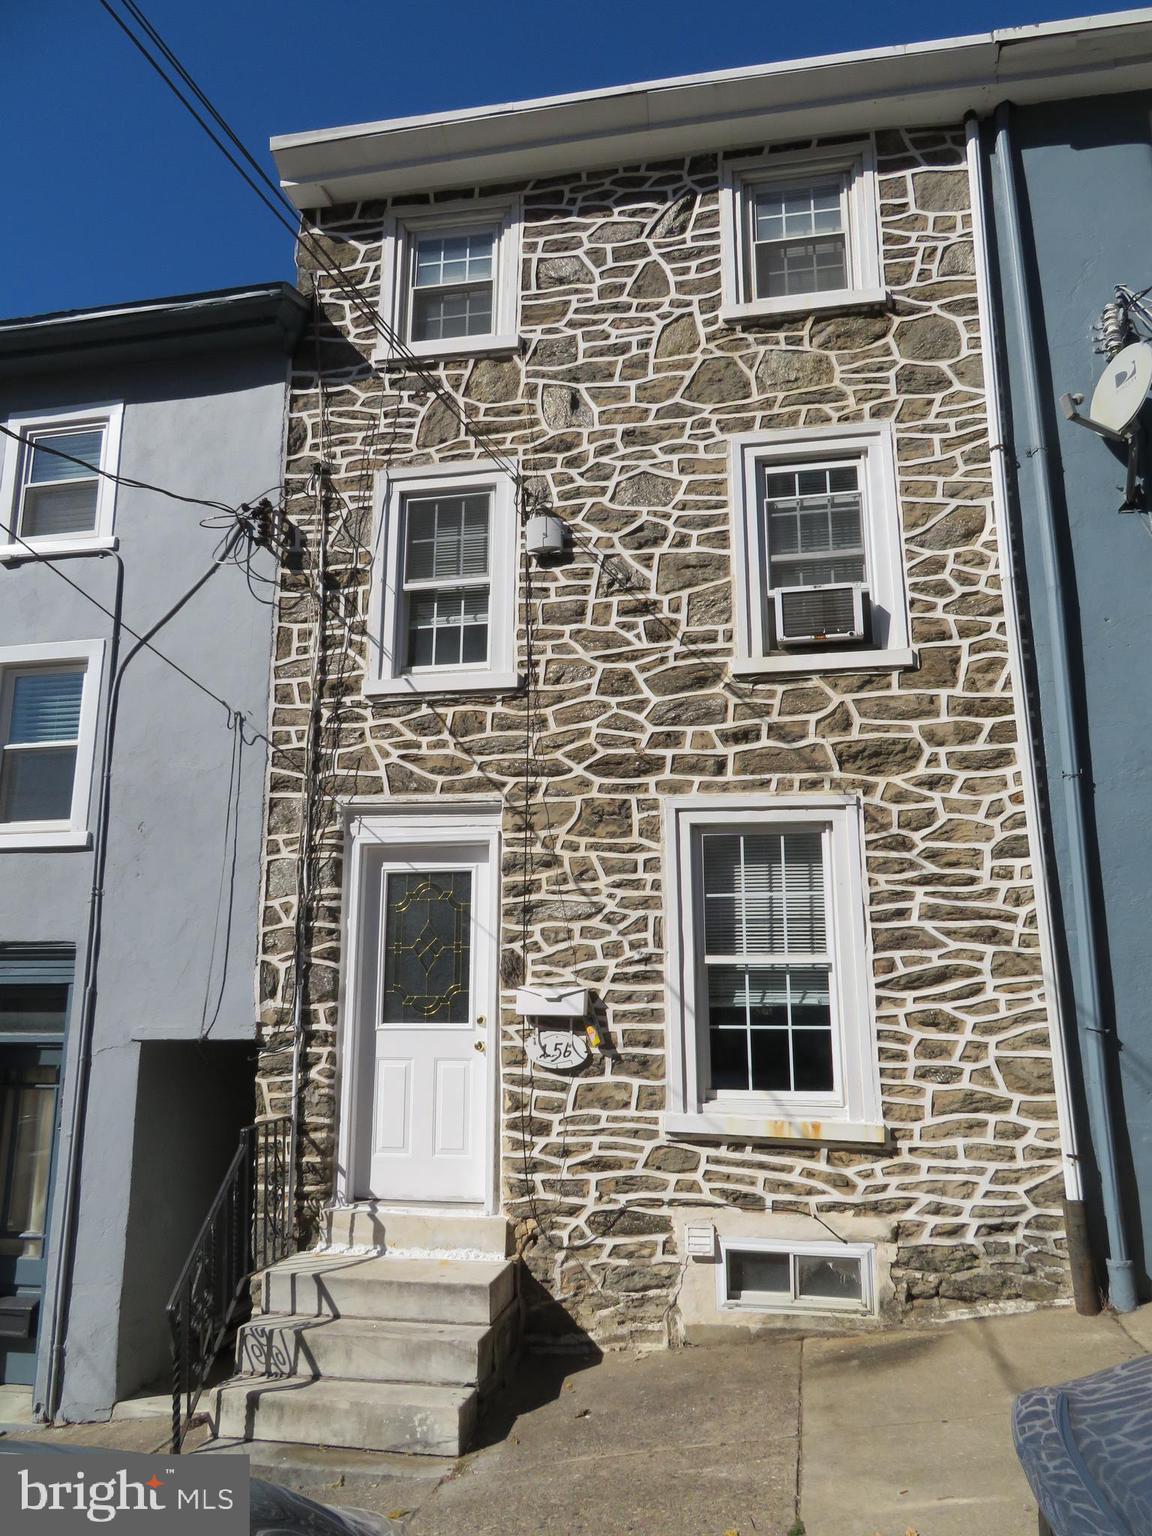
[411,231,495,341]
[752,179,848,298]
[402,493,491,670]
[763,462,867,590]
[701,830,834,1094]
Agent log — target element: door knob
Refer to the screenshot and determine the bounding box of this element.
[474,1040,486,1053]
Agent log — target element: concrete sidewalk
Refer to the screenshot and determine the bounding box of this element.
[3,1304,1149,1535]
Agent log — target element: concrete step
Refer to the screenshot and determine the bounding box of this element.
[263,1253,516,1326]
[235,1310,514,1387]
[211,1376,476,1457]
[323,1206,512,1257]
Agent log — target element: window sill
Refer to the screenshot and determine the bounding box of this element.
[720,289,888,324]
[663,1110,889,1146]
[365,670,522,698]
[0,536,117,563]
[374,334,520,365]
[731,646,916,677]
[0,827,92,851]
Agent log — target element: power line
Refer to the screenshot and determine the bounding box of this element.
[98,0,526,489]
[0,421,245,518]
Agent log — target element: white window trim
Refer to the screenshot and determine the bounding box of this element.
[716,1236,876,1316]
[376,198,522,363]
[0,640,104,850]
[0,403,123,561]
[719,140,885,322]
[368,459,519,697]
[662,794,884,1145]
[729,422,914,676]
[337,797,503,1213]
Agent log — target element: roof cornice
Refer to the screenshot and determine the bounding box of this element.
[0,284,309,369]
[270,9,1152,208]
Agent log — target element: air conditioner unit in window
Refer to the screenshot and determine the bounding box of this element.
[773,582,870,646]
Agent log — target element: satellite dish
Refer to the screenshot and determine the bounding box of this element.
[1089,341,1152,433]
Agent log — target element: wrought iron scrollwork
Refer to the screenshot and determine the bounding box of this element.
[167,1116,293,1452]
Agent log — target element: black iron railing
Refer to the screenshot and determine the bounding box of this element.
[167,1116,293,1452]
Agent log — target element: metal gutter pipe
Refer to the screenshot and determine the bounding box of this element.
[988,100,1136,1312]
[965,114,1097,1313]
[45,527,247,1419]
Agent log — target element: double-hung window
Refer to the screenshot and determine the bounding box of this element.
[402,491,491,670]
[370,463,517,696]
[378,202,521,360]
[664,797,882,1144]
[729,423,912,675]
[0,642,103,849]
[0,404,122,559]
[720,142,883,320]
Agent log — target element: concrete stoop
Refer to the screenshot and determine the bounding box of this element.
[210,1214,519,1458]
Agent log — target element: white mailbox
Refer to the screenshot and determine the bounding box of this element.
[514,986,588,1019]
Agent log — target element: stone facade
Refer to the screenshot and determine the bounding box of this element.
[258,125,1072,1350]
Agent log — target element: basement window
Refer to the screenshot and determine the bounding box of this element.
[719,1239,874,1314]
[377,200,522,361]
[0,403,123,559]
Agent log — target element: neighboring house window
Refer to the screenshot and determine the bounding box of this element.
[728,423,913,675]
[663,796,882,1143]
[378,202,521,359]
[0,642,103,849]
[0,404,123,559]
[369,462,517,695]
[720,142,883,320]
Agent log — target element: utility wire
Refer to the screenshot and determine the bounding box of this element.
[0,421,245,517]
[98,0,525,488]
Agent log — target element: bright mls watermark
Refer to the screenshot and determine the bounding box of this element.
[0,1449,248,1533]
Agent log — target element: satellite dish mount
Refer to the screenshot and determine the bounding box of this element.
[1061,340,1152,511]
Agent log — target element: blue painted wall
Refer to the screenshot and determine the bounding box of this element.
[989,92,1152,1295]
[0,292,303,1414]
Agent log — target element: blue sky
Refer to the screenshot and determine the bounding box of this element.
[8,0,1105,318]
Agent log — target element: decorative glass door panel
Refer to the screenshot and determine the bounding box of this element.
[366,846,490,1202]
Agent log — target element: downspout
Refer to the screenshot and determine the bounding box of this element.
[966,113,1097,1314]
[45,527,247,1419]
[986,100,1136,1312]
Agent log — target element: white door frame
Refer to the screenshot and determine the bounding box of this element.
[336,798,503,1213]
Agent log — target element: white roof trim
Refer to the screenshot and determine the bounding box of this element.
[271,9,1152,207]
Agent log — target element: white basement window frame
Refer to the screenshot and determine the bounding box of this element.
[0,640,104,850]
[729,422,913,676]
[719,140,884,321]
[662,795,884,1145]
[0,403,123,561]
[368,460,519,697]
[717,1237,876,1316]
[376,199,522,362]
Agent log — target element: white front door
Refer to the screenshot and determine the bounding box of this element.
[363,840,490,1203]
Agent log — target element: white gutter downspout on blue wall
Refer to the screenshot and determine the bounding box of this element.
[978,101,1136,1313]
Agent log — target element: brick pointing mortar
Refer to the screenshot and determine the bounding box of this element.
[258,127,1070,1350]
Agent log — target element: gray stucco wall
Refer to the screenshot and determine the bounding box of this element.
[0,343,288,1416]
[989,91,1152,1296]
